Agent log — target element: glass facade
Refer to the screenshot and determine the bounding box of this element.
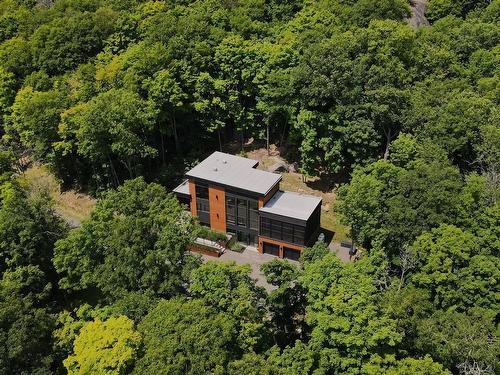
[226,197,236,225]
[195,185,210,225]
[226,193,258,246]
[260,216,306,246]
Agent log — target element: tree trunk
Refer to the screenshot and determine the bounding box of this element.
[218,128,222,151]
[160,127,166,165]
[383,127,392,160]
[171,114,180,154]
[266,122,270,155]
[280,118,288,146]
[108,155,119,187]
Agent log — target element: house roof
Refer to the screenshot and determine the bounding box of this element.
[259,190,322,221]
[172,179,190,196]
[185,151,281,195]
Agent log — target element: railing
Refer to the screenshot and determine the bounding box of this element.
[190,235,232,257]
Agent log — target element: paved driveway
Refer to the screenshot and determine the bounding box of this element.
[199,247,283,292]
[198,243,351,292]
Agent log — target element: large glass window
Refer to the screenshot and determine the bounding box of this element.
[260,216,306,245]
[282,222,294,243]
[195,185,209,213]
[271,220,282,240]
[260,217,270,237]
[294,226,305,244]
[196,185,209,199]
[196,199,209,213]
[237,199,247,226]
[226,196,236,225]
[249,200,259,230]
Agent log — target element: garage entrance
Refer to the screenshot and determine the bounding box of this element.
[262,242,280,257]
[283,247,301,261]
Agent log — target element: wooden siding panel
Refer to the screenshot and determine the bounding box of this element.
[189,180,197,216]
[209,185,226,233]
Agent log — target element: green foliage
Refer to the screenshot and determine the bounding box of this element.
[0,66,15,128]
[195,224,227,242]
[190,261,267,351]
[0,265,55,375]
[135,298,239,375]
[301,253,403,371]
[30,8,118,75]
[0,180,67,278]
[64,315,142,375]
[58,88,157,183]
[363,355,451,375]
[301,241,330,264]
[7,87,68,160]
[415,308,499,373]
[0,1,497,373]
[337,155,464,258]
[54,177,199,300]
[411,224,498,312]
[261,259,306,347]
[427,0,492,22]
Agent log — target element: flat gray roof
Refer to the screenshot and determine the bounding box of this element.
[173,179,190,196]
[185,151,281,195]
[259,190,322,221]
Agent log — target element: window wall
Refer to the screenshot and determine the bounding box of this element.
[260,216,306,245]
[195,184,210,225]
[226,193,258,246]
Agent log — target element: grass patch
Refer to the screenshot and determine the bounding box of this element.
[321,211,350,243]
[279,172,350,244]
[19,165,95,225]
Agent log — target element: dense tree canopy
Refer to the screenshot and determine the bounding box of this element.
[0,0,498,374]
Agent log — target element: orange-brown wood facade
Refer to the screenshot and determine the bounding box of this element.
[258,183,279,208]
[188,180,197,216]
[208,184,226,233]
[258,235,303,258]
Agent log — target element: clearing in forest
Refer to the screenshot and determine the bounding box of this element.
[245,146,350,244]
[20,165,95,227]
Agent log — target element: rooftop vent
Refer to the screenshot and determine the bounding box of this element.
[213,167,218,172]
[222,160,227,164]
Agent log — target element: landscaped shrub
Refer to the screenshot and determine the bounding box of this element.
[195,225,227,242]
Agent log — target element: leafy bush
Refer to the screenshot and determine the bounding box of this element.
[229,242,245,253]
[195,225,227,242]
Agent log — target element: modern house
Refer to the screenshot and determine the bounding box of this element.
[173,152,322,260]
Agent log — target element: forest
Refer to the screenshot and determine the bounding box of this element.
[0,0,498,374]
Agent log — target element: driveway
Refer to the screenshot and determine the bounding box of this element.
[197,243,351,292]
[199,247,281,292]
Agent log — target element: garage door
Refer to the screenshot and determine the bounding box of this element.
[283,247,301,261]
[263,242,279,257]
